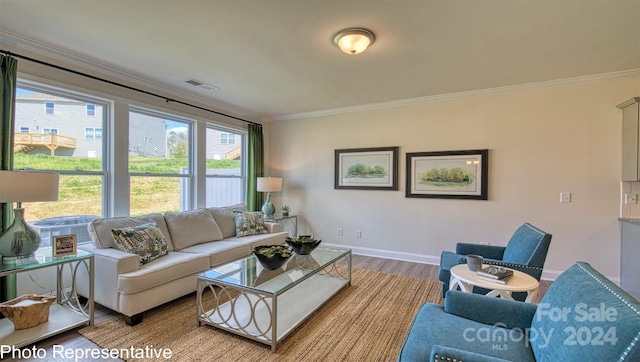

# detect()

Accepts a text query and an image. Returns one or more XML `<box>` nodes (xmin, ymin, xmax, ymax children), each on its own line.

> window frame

<box><xmin>128</xmin><ymin>106</ymin><xmax>195</xmax><ymax>212</ymax></box>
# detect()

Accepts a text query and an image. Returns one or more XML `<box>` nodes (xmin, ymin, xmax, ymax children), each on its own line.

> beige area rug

<box><xmin>79</xmin><ymin>269</ymin><xmax>443</xmax><ymax>361</ymax></box>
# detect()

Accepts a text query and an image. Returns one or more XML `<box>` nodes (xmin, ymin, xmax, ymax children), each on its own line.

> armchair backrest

<box><xmin>531</xmin><ymin>262</ymin><xmax>639</xmax><ymax>361</ymax></box>
<box><xmin>502</xmin><ymin>223</ymin><xmax>551</xmax><ymax>268</ymax></box>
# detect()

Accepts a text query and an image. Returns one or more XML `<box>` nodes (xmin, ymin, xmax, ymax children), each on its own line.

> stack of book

<box><xmin>476</xmin><ymin>266</ymin><xmax>513</xmax><ymax>284</ymax></box>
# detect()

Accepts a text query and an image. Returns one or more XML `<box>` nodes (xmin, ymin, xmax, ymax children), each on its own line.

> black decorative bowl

<box><xmin>252</xmin><ymin>245</ymin><xmax>292</xmax><ymax>270</ymax></box>
<box><xmin>285</xmin><ymin>235</ymin><xmax>322</xmax><ymax>255</ymax></box>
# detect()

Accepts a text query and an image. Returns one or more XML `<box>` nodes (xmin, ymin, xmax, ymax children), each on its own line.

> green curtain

<box><xmin>0</xmin><ymin>55</ymin><xmax>17</xmax><ymax>301</ymax></box>
<box><xmin>246</xmin><ymin>123</ymin><xmax>264</xmax><ymax>211</ymax></box>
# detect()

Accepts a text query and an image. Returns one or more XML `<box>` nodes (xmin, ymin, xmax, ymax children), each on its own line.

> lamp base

<box><xmin>0</xmin><ymin>208</ymin><xmax>42</xmax><ymax>258</ymax></box>
<box><xmin>261</xmin><ymin>193</ymin><xmax>276</xmax><ymax>217</ymax></box>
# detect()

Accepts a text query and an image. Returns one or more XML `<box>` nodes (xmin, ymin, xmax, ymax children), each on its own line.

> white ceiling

<box><xmin>1</xmin><ymin>0</ymin><xmax>639</xmax><ymax>121</ymax></box>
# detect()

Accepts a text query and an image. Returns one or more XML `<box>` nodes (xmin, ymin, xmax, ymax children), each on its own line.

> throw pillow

<box><xmin>111</xmin><ymin>222</ymin><xmax>169</xmax><ymax>265</ymax></box>
<box><xmin>164</xmin><ymin>208</ymin><xmax>224</xmax><ymax>250</ymax></box>
<box><xmin>234</xmin><ymin>211</ymin><xmax>269</xmax><ymax>237</ymax></box>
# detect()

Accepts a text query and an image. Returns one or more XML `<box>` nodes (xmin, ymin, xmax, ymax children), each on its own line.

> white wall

<box><xmin>268</xmin><ymin>76</ymin><xmax>640</xmax><ymax>280</ymax></box>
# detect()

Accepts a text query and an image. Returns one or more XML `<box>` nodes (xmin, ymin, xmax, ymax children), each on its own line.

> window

<box><xmin>129</xmin><ymin>108</ymin><xmax>192</xmax><ymax>215</ymax></box>
<box><xmin>85</xmin><ymin>127</ymin><xmax>102</xmax><ymax>140</ymax></box>
<box><xmin>206</xmin><ymin>127</ymin><xmax>244</xmax><ymax>207</ymax></box>
<box><xmin>45</xmin><ymin>102</ymin><xmax>55</xmax><ymax>115</ymax></box>
<box><xmin>220</xmin><ymin>133</ymin><xmax>236</xmax><ymax>145</ymax></box>
<box><xmin>14</xmin><ymin>84</ymin><xmax>107</xmax><ymax>247</ymax></box>
<box><xmin>86</xmin><ymin>104</ymin><xmax>96</xmax><ymax>116</ymax></box>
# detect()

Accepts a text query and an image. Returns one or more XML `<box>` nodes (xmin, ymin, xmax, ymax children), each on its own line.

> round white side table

<box><xmin>449</xmin><ymin>264</ymin><xmax>540</xmax><ymax>303</ymax></box>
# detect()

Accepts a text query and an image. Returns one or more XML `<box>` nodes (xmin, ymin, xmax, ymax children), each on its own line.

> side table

<box><xmin>265</xmin><ymin>214</ymin><xmax>297</xmax><ymax>238</ymax></box>
<box><xmin>0</xmin><ymin>249</ymin><xmax>94</xmax><ymax>348</ymax></box>
<box><xmin>449</xmin><ymin>264</ymin><xmax>539</xmax><ymax>303</ymax></box>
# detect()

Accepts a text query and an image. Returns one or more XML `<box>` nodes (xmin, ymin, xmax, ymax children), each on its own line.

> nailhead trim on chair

<box><xmin>576</xmin><ymin>263</ymin><xmax>640</xmax><ymax>362</ymax></box>
<box><xmin>433</xmin><ymin>355</ymin><xmax>461</xmax><ymax>362</ymax></box>
<box><xmin>483</xmin><ymin>261</ymin><xmax>542</xmax><ymax>271</ymax></box>
<box><xmin>523</xmin><ymin>223</ymin><xmax>546</xmax><ymax>265</ymax></box>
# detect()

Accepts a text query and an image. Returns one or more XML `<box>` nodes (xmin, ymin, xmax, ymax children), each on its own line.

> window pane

<box><xmin>15</xmin><ymin>88</ymin><xmax>105</xmax><ymax>169</ymax></box>
<box><xmin>22</xmin><ymin>174</ymin><xmax>103</xmax><ymax>246</ymax></box>
<box><xmin>205</xmin><ymin>127</ymin><xmax>243</xmax><ymax>207</ymax></box>
<box><xmin>129</xmin><ymin>111</ymin><xmax>190</xmax><ymax>171</ymax></box>
<box><xmin>86</xmin><ymin>103</ymin><xmax>96</xmax><ymax>116</ymax></box>
<box><xmin>45</xmin><ymin>102</ymin><xmax>54</xmax><ymax>114</ymax></box>
<box><xmin>130</xmin><ymin>176</ymin><xmax>184</xmax><ymax>216</ymax></box>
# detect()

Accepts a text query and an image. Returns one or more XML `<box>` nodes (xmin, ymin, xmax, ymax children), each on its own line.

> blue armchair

<box><xmin>438</xmin><ymin>223</ymin><xmax>552</xmax><ymax>301</ymax></box>
<box><xmin>399</xmin><ymin>262</ymin><xmax>640</xmax><ymax>361</ymax></box>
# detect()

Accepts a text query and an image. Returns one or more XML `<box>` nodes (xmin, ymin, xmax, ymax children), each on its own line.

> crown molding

<box><xmin>0</xmin><ymin>31</ymin><xmax>263</xmax><ymax>122</ymax></box>
<box><xmin>270</xmin><ymin>69</ymin><xmax>640</xmax><ymax>122</ymax></box>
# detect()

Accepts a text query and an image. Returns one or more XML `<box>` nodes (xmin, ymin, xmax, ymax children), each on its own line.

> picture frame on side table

<box><xmin>406</xmin><ymin>149</ymin><xmax>488</xmax><ymax>200</ymax></box>
<box><xmin>335</xmin><ymin>146</ymin><xmax>399</xmax><ymax>190</ymax></box>
<box><xmin>52</xmin><ymin>234</ymin><xmax>77</xmax><ymax>257</ymax></box>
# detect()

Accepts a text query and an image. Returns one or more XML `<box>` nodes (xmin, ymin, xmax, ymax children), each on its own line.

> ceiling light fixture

<box><xmin>333</xmin><ymin>28</ymin><xmax>375</xmax><ymax>55</ymax></box>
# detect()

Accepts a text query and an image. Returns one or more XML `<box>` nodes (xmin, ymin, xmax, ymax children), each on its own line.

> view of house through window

<box><xmin>10</xmin><ymin>82</ymin><xmax>248</xmax><ymax>245</ymax></box>
<box><xmin>129</xmin><ymin>109</ymin><xmax>192</xmax><ymax>216</ymax></box>
<box><xmin>205</xmin><ymin>126</ymin><xmax>244</xmax><ymax>207</ymax></box>
<box><xmin>13</xmin><ymin>85</ymin><xmax>106</xmax><ymax>246</ymax></box>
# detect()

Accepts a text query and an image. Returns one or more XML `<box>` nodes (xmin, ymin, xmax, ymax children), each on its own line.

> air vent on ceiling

<box><xmin>185</xmin><ymin>79</ymin><xmax>219</xmax><ymax>92</ymax></box>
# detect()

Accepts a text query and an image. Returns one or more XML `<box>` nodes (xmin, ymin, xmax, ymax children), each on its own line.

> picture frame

<box><xmin>406</xmin><ymin>149</ymin><xmax>488</xmax><ymax>200</ymax></box>
<box><xmin>52</xmin><ymin>234</ymin><xmax>77</xmax><ymax>257</ymax></box>
<box><xmin>335</xmin><ymin>146</ymin><xmax>399</xmax><ymax>190</ymax></box>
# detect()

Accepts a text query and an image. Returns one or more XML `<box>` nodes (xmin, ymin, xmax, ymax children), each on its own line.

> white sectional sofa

<box><xmin>77</xmin><ymin>204</ymin><xmax>287</xmax><ymax>325</ymax></box>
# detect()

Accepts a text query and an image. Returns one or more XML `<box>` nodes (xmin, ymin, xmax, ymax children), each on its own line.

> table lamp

<box><xmin>0</xmin><ymin>170</ymin><xmax>59</xmax><ymax>261</ymax></box>
<box><xmin>256</xmin><ymin>177</ymin><xmax>282</xmax><ymax>218</ymax></box>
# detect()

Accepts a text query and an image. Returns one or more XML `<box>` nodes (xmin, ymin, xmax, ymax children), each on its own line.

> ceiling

<box><xmin>1</xmin><ymin>0</ymin><xmax>639</xmax><ymax>121</ymax></box>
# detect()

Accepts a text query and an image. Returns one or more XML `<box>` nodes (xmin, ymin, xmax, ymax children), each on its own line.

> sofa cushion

<box><xmin>234</xmin><ymin>211</ymin><xmax>268</xmax><ymax>237</ymax></box>
<box><xmin>531</xmin><ymin>262</ymin><xmax>640</xmax><ymax>361</ymax></box>
<box><xmin>117</xmin><ymin>251</ymin><xmax>209</xmax><ymax>295</ymax></box>
<box><xmin>208</xmin><ymin>203</ymin><xmax>248</xmax><ymax>238</ymax></box>
<box><xmin>111</xmin><ymin>222</ymin><xmax>169</xmax><ymax>265</ymax></box>
<box><xmin>88</xmin><ymin>214</ymin><xmax>174</xmax><ymax>251</ymax></box>
<box><xmin>180</xmin><ymin>231</ymin><xmax>288</xmax><ymax>266</ymax></box>
<box><xmin>165</xmin><ymin>208</ymin><xmax>223</xmax><ymax>250</ymax></box>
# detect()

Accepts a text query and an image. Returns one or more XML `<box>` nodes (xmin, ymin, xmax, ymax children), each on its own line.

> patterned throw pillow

<box><xmin>233</xmin><ymin>211</ymin><xmax>269</xmax><ymax>237</ymax></box>
<box><xmin>111</xmin><ymin>222</ymin><xmax>169</xmax><ymax>265</ymax></box>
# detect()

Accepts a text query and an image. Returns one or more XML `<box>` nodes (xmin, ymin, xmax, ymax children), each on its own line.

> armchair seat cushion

<box><xmin>399</xmin><ymin>303</ymin><xmax>536</xmax><ymax>362</ymax></box>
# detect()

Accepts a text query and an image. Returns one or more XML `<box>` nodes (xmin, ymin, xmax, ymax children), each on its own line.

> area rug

<box><xmin>78</xmin><ymin>269</ymin><xmax>443</xmax><ymax>361</ymax></box>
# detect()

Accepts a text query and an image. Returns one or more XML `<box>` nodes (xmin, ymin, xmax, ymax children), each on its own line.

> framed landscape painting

<box><xmin>406</xmin><ymin>149</ymin><xmax>488</xmax><ymax>199</ymax></box>
<box><xmin>335</xmin><ymin>147</ymin><xmax>399</xmax><ymax>190</ymax></box>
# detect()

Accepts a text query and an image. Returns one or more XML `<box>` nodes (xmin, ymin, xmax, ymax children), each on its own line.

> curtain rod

<box><xmin>0</xmin><ymin>49</ymin><xmax>261</xmax><ymax>127</ymax></box>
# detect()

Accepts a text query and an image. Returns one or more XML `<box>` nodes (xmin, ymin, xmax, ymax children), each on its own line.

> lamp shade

<box><xmin>333</xmin><ymin>28</ymin><xmax>375</xmax><ymax>55</ymax></box>
<box><xmin>257</xmin><ymin>177</ymin><xmax>282</xmax><ymax>193</ymax></box>
<box><xmin>0</xmin><ymin>171</ymin><xmax>59</xmax><ymax>202</ymax></box>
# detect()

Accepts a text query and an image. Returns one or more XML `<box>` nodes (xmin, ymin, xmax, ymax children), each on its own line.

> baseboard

<box><xmin>324</xmin><ymin>243</ymin><xmax>622</xmax><ymax>283</ymax></box>
<box><xmin>324</xmin><ymin>243</ymin><xmax>441</xmax><ymax>267</ymax></box>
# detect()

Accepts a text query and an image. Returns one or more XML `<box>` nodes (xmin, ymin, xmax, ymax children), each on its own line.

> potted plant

<box><xmin>285</xmin><ymin>235</ymin><xmax>322</xmax><ymax>255</ymax></box>
<box><xmin>281</xmin><ymin>205</ymin><xmax>291</xmax><ymax>216</ymax></box>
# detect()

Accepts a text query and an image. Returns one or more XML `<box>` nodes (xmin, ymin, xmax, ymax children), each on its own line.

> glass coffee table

<box><xmin>196</xmin><ymin>246</ymin><xmax>351</xmax><ymax>352</ymax></box>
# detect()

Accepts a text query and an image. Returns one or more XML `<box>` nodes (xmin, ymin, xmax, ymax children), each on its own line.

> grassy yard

<box><xmin>14</xmin><ymin>154</ymin><xmax>240</xmax><ymax>220</ymax></box>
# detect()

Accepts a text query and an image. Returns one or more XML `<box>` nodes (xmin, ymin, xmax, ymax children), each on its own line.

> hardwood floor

<box><xmin>3</xmin><ymin>255</ymin><xmax>551</xmax><ymax>362</ymax></box>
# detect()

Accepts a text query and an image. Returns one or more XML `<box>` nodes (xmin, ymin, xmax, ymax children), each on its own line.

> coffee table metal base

<box><xmin>197</xmin><ymin>252</ymin><xmax>351</xmax><ymax>352</ymax></box>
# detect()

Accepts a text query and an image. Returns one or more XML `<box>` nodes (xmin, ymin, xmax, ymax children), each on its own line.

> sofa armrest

<box><xmin>456</xmin><ymin>243</ymin><xmax>506</xmax><ymax>260</ymax></box>
<box><xmin>265</xmin><ymin>221</ymin><xmax>282</xmax><ymax>233</ymax></box>
<box><xmin>430</xmin><ymin>345</ymin><xmax>512</xmax><ymax>362</ymax></box>
<box><xmin>76</xmin><ymin>244</ymin><xmax>140</xmax><ymax>312</ymax></box>
<box><xmin>444</xmin><ymin>290</ymin><xmax>537</xmax><ymax>330</ymax></box>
